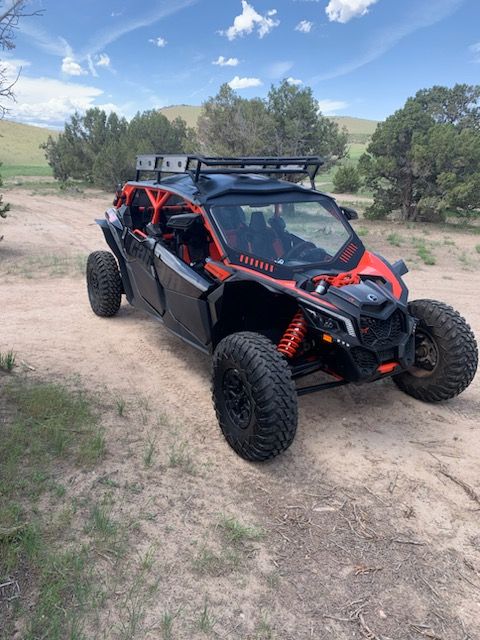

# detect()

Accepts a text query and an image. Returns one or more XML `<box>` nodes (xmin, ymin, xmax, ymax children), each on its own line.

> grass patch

<box><xmin>0</xmin><ymin>379</ymin><xmax>105</xmax><ymax>638</ymax></box>
<box><xmin>458</xmin><ymin>252</ymin><xmax>471</xmax><ymax>267</ymax></box>
<box><xmin>167</xmin><ymin>441</ymin><xmax>196</xmax><ymax>475</ymax></box>
<box><xmin>0</xmin><ymin>349</ymin><xmax>16</xmax><ymax>372</ymax></box>
<box><xmin>143</xmin><ymin>435</ymin><xmax>156</xmax><ymax>468</ymax></box>
<box><xmin>198</xmin><ymin>600</ymin><xmax>216</xmax><ymax>633</ymax></box>
<box><xmin>476</xmin><ymin>244</ymin><xmax>480</xmax><ymax>254</ymax></box>
<box><xmin>414</xmin><ymin>239</ymin><xmax>436</xmax><ymax>265</ymax></box>
<box><xmin>84</xmin><ymin>501</ymin><xmax>125</xmax><ymax>559</ymax></box>
<box><xmin>161</xmin><ymin>610</ymin><xmax>178</xmax><ymax>640</ymax></box>
<box><xmin>255</xmin><ymin>614</ymin><xmax>274</xmax><ymax>639</ymax></box>
<box><xmin>0</xmin><ymin>164</ymin><xmax>53</xmax><ymax>178</ymax></box>
<box><xmin>387</xmin><ymin>232</ymin><xmax>402</xmax><ymax>247</ymax></box>
<box><xmin>116</xmin><ymin>398</ymin><xmax>126</xmax><ymax>417</ymax></box>
<box><xmin>2</xmin><ymin>253</ymin><xmax>87</xmax><ymax>279</ymax></box>
<box><xmin>218</xmin><ymin>515</ymin><xmax>264</xmax><ymax>545</ymax></box>
<box><xmin>2</xmin><ymin>382</ymin><xmax>104</xmax><ymax>465</ymax></box>
<box><xmin>356</xmin><ymin>226</ymin><xmax>369</xmax><ymax>236</ymax></box>
<box><xmin>192</xmin><ymin>545</ymin><xmax>241</xmax><ymax>576</ymax></box>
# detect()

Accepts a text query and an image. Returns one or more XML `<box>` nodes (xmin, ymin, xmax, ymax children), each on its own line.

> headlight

<box><xmin>304</xmin><ymin>306</ymin><xmax>357</xmax><ymax>338</ymax></box>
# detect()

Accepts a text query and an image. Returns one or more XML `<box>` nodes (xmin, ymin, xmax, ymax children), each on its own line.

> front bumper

<box><xmin>299</xmin><ymin>303</ymin><xmax>416</xmax><ymax>383</ymax></box>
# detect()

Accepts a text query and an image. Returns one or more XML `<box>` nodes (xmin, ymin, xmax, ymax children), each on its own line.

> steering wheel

<box><xmin>283</xmin><ymin>240</ymin><xmax>317</xmax><ymax>261</ymax></box>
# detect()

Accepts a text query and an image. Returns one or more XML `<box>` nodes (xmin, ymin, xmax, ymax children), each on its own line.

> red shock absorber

<box><xmin>278</xmin><ymin>310</ymin><xmax>308</xmax><ymax>358</ymax></box>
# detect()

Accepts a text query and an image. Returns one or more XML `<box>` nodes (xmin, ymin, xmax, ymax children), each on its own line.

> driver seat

<box><xmin>269</xmin><ymin>215</ymin><xmax>292</xmax><ymax>254</ymax></box>
<box><xmin>248</xmin><ymin>211</ymin><xmax>276</xmax><ymax>259</ymax></box>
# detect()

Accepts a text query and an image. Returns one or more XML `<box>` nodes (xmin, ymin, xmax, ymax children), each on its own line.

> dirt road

<box><xmin>1</xmin><ymin>188</ymin><xmax>480</xmax><ymax>639</ymax></box>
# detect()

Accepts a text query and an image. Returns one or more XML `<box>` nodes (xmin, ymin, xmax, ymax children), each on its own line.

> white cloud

<box><xmin>268</xmin><ymin>61</ymin><xmax>293</xmax><ymax>79</ymax></box>
<box><xmin>317</xmin><ymin>99</ymin><xmax>348</xmax><ymax>114</ymax></box>
<box><xmin>2</xmin><ymin>59</ymin><xmax>123</xmax><ymax>127</ymax></box>
<box><xmin>228</xmin><ymin>75</ymin><xmax>263</xmax><ymax>89</ymax></box>
<box><xmin>87</xmin><ymin>53</ymin><xmax>111</xmax><ymax>76</ymax></box>
<box><xmin>313</xmin><ymin>0</ymin><xmax>464</xmax><ymax>81</ymax></box>
<box><xmin>61</xmin><ymin>56</ymin><xmax>87</xmax><ymax>76</ymax></box>
<box><xmin>0</xmin><ymin>58</ymin><xmax>31</xmax><ymax>76</ymax></box>
<box><xmin>18</xmin><ymin>24</ymin><xmax>71</xmax><ymax>57</ymax></box>
<box><xmin>149</xmin><ymin>36</ymin><xmax>167</xmax><ymax>47</ymax></box>
<box><xmin>295</xmin><ymin>20</ymin><xmax>313</xmax><ymax>33</ymax></box>
<box><xmin>96</xmin><ymin>53</ymin><xmax>111</xmax><ymax>67</ymax></box>
<box><xmin>470</xmin><ymin>42</ymin><xmax>480</xmax><ymax>62</ymax></box>
<box><xmin>80</xmin><ymin>0</ymin><xmax>197</xmax><ymax>57</ymax></box>
<box><xmin>20</xmin><ymin>0</ymin><xmax>198</xmax><ymax>62</ymax></box>
<box><xmin>287</xmin><ymin>77</ymin><xmax>303</xmax><ymax>86</ymax></box>
<box><xmin>221</xmin><ymin>1</ymin><xmax>280</xmax><ymax>40</ymax></box>
<box><xmin>213</xmin><ymin>55</ymin><xmax>240</xmax><ymax>66</ymax></box>
<box><xmin>326</xmin><ymin>0</ymin><xmax>378</xmax><ymax>23</ymax></box>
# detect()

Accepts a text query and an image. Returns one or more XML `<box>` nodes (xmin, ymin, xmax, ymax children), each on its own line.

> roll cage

<box><xmin>117</xmin><ymin>155</ymin><xmax>364</xmax><ymax>280</ymax></box>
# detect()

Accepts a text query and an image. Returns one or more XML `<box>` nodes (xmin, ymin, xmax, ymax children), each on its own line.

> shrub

<box><xmin>333</xmin><ymin>164</ymin><xmax>361</xmax><ymax>194</ymax></box>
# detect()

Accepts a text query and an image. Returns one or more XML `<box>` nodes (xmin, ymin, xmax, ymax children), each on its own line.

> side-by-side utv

<box><xmin>87</xmin><ymin>155</ymin><xmax>478</xmax><ymax>460</ymax></box>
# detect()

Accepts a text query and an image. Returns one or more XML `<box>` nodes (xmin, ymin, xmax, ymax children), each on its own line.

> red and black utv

<box><xmin>87</xmin><ymin>155</ymin><xmax>478</xmax><ymax>460</ymax></box>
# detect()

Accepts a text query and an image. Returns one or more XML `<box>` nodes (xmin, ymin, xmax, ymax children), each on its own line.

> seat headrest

<box><xmin>214</xmin><ymin>206</ymin><xmax>246</xmax><ymax>230</ymax></box>
<box><xmin>249</xmin><ymin>211</ymin><xmax>268</xmax><ymax>232</ymax></box>
<box><xmin>269</xmin><ymin>215</ymin><xmax>286</xmax><ymax>232</ymax></box>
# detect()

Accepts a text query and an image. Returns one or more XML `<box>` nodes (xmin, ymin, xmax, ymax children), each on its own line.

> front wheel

<box><xmin>393</xmin><ymin>299</ymin><xmax>477</xmax><ymax>402</ymax></box>
<box><xmin>212</xmin><ymin>332</ymin><xmax>298</xmax><ymax>461</ymax></box>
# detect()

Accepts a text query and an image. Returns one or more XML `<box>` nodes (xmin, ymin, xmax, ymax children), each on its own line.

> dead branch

<box><xmin>357</xmin><ymin>611</ymin><xmax>382</xmax><ymax>640</ymax></box>
<box><xmin>0</xmin><ymin>523</ymin><xmax>27</xmax><ymax>539</ymax></box>
<box><xmin>0</xmin><ymin>579</ymin><xmax>20</xmax><ymax>602</ymax></box>
<box><xmin>420</xmin><ymin>576</ymin><xmax>441</xmax><ymax>599</ymax></box>
<box><xmin>354</xmin><ymin>564</ymin><xmax>383</xmax><ymax>576</ymax></box>
<box><xmin>0</xmin><ymin>0</ymin><xmax>43</xmax><ymax>115</ymax></box>
<box><xmin>388</xmin><ymin>472</ymin><xmax>398</xmax><ymax>494</ymax></box>
<box><xmin>391</xmin><ymin>537</ymin><xmax>426</xmax><ymax>546</ymax></box>
<box><xmin>438</xmin><ymin>467</ymin><xmax>480</xmax><ymax>507</ymax></box>
<box><xmin>410</xmin><ymin>623</ymin><xmax>445</xmax><ymax>639</ymax></box>
<box><xmin>0</xmin><ymin>1</ymin><xmax>43</xmax><ymax>50</ymax></box>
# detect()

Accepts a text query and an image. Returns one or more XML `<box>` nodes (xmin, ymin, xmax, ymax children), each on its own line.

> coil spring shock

<box><xmin>278</xmin><ymin>310</ymin><xmax>308</xmax><ymax>358</ymax></box>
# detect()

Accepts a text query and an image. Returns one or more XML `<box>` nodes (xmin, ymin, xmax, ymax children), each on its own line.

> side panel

<box><xmin>153</xmin><ymin>243</ymin><xmax>214</xmax><ymax>349</ymax></box>
<box><xmin>123</xmin><ymin>232</ymin><xmax>166</xmax><ymax>314</ymax></box>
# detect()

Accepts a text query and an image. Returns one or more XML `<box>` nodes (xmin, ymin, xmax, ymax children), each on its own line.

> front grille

<box><xmin>359</xmin><ymin>310</ymin><xmax>403</xmax><ymax>347</ymax></box>
<box><xmin>351</xmin><ymin>347</ymin><xmax>377</xmax><ymax>375</ymax></box>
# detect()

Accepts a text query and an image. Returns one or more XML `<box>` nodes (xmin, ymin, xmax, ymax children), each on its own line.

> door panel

<box><xmin>153</xmin><ymin>242</ymin><xmax>213</xmax><ymax>348</ymax></box>
<box><xmin>124</xmin><ymin>232</ymin><xmax>166</xmax><ymax>314</ymax></box>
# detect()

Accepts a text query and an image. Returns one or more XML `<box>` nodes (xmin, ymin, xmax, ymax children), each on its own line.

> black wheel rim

<box><xmin>410</xmin><ymin>328</ymin><xmax>439</xmax><ymax>378</ymax></box>
<box><xmin>222</xmin><ymin>368</ymin><xmax>253</xmax><ymax>429</ymax></box>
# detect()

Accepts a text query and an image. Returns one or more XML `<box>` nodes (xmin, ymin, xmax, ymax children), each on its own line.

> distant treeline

<box><xmin>42</xmin><ymin>82</ymin><xmax>480</xmax><ymax>222</ymax></box>
<box><xmin>42</xmin><ymin>80</ymin><xmax>348</xmax><ymax>190</ymax></box>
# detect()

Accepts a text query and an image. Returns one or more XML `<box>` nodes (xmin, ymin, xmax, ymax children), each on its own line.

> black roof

<box><xmin>127</xmin><ymin>172</ymin><xmax>333</xmax><ymax>206</ymax></box>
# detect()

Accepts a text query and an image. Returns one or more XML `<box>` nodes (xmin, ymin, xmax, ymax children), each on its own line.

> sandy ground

<box><xmin>1</xmin><ymin>188</ymin><xmax>480</xmax><ymax>639</ymax></box>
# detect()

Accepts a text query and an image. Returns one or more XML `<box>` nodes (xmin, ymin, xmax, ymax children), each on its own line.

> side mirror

<box><xmin>341</xmin><ymin>206</ymin><xmax>358</xmax><ymax>221</ymax></box>
<box><xmin>392</xmin><ymin>259</ymin><xmax>409</xmax><ymax>276</ymax></box>
<box><xmin>166</xmin><ymin>213</ymin><xmax>200</xmax><ymax>232</ymax></box>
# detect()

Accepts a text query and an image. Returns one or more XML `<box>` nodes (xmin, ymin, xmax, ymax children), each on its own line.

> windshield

<box><xmin>210</xmin><ymin>196</ymin><xmax>352</xmax><ymax>267</ymax></box>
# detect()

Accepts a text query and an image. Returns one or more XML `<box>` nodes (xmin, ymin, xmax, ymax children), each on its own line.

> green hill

<box><xmin>0</xmin><ymin>120</ymin><xmax>57</xmax><ymax>176</ymax></box>
<box><xmin>159</xmin><ymin>105</ymin><xmax>379</xmax><ymax>142</ymax></box>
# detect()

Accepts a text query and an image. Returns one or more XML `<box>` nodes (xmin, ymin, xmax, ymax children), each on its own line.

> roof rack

<box><xmin>135</xmin><ymin>154</ymin><xmax>324</xmax><ymax>188</ymax></box>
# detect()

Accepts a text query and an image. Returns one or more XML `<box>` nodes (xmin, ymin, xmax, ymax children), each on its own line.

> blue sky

<box><xmin>2</xmin><ymin>0</ymin><xmax>480</xmax><ymax>128</ymax></box>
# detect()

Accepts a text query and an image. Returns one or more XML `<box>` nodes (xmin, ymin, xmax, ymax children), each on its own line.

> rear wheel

<box><xmin>212</xmin><ymin>332</ymin><xmax>298</xmax><ymax>461</ymax></box>
<box><xmin>86</xmin><ymin>251</ymin><xmax>122</xmax><ymax>317</ymax></box>
<box><xmin>393</xmin><ymin>299</ymin><xmax>477</xmax><ymax>402</ymax></box>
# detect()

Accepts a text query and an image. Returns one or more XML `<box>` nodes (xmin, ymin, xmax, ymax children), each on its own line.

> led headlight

<box><xmin>304</xmin><ymin>306</ymin><xmax>357</xmax><ymax>338</ymax></box>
